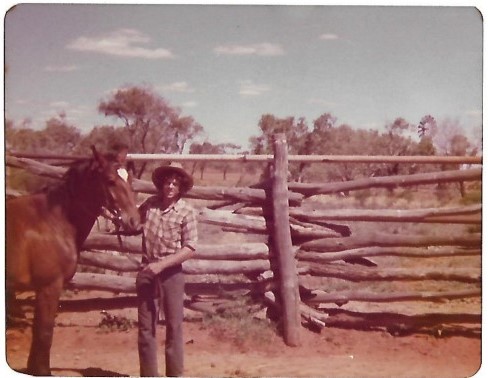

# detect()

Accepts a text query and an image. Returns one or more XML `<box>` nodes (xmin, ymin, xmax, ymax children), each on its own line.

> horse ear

<box><xmin>91</xmin><ymin>145</ymin><xmax>108</xmax><ymax>169</ymax></box>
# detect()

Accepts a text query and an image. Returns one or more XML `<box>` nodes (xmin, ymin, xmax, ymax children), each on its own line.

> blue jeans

<box><xmin>136</xmin><ymin>264</ymin><xmax>185</xmax><ymax>377</ymax></box>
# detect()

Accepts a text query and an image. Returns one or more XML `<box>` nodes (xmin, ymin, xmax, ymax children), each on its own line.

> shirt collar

<box><xmin>156</xmin><ymin>197</ymin><xmax>185</xmax><ymax>213</ymax></box>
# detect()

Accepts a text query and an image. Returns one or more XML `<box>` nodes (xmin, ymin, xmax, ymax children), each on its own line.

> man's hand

<box><xmin>141</xmin><ymin>260</ymin><xmax>167</xmax><ymax>276</ymax></box>
<box><xmin>140</xmin><ymin>247</ymin><xmax>194</xmax><ymax>276</ymax></box>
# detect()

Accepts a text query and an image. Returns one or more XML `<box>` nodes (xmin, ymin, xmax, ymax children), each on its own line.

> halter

<box><xmin>98</xmin><ymin>167</ymin><xmax>129</xmax><ymax>230</ymax></box>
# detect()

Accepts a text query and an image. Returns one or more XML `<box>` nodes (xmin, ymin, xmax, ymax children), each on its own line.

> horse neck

<box><xmin>71</xmin><ymin>203</ymin><xmax>100</xmax><ymax>249</ymax></box>
<box><xmin>50</xmin><ymin>179</ymin><xmax>103</xmax><ymax>249</ymax></box>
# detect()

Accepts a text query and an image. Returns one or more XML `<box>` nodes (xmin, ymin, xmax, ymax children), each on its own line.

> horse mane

<box><xmin>44</xmin><ymin>157</ymin><xmax>103</xmax><ymax>205</ymax></box>
<box><xmin>29</xmin><ymin>153</ymin><xmax>116</xmax><ymax>210</ymax></box>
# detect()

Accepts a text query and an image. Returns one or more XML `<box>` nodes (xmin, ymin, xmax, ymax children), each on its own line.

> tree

<box><xmin>430</xmin><ymin>118</ymin><xmax>474</xmax><ymax>157</ymax></box>
<box><xmin>6</xmin><ymin>113</ymin><xmax>81</xmax><ymax>156</ymax></box>
<box><xmin>249</xmin><ymin>114</ymin><xmax>310</xmax><ymax>155</ymax></box>
<box><xmin>249</xmin><ymin>114</ymin><xmax>311</xmax><ymax>181</ymax></box>
<box><xmin>189</xmin><ymin>142</ymin><xmax>241</xmax><ymax>180</ymax></box>
<box><xmin>371</xmin><ymin>118</ymin><xmax>418</xmax><ymax>177</ymax></box>
<box><xmin>40</xmin><ymin>113</ymin><xmax>82</xmax><ymax>155</ymax></box>
<box><xmin>75</xmin><ymin>125</ymin><xmax>129</xmax><ymax>155</ymax></box>
<box><xmin>98</xmin><ymin>85</ymin><xmax>204</xmax><ymax>178</ymax></box>
<box><xmin>6</xmin><ymin>114</ymin><xmax>82</xmax><ymax>192</ymax></box>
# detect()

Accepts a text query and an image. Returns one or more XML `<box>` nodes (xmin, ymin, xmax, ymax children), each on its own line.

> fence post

<box><xmin>271</xmin><ymin>133</ymin><xmax>301</xmax><ymax>346</ymax></box>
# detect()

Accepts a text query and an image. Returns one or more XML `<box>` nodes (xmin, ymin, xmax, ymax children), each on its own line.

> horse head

<box><xmin>89</xmin><ymin>145</ymin><xmax>141</xmax><ymax>232</ymax></box>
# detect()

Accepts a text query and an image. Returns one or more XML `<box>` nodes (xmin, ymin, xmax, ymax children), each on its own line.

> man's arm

<box><xmin>142</xmin><ymin>246</ymin><xmax>196</xmax><ymax>275</ymax></box>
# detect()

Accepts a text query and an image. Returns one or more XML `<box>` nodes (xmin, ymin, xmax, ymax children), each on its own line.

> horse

<box><xmin>6</xmin><ymin>146</ymin><xmax>141</xmax><ymax>376</ymax></box>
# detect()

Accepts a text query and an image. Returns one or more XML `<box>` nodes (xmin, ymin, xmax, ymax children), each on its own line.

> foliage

<box><xmin>248</xmin><ymin>112</ymin><xmax>479</xmax><ymax>184</ymax></box>
<box><xmin>189</xmin><ymin>141</ymin><xmax>242</xmax><ymax>180</ymax></box>
<box><xmin>249</xmin><ymin>114</ymin><xmax>310</xmax><ymax>155</ymax></box>
<box><xmin>202</xmin><ymin>297</ymin><xmax>277</xmax><ymax>351</ymax></box>
<box><xmin>6</xmin><ymin>91</ymin><xmax>480</xmax><ymax>193</ymax></box>
<box><xmin>97</xmin><ymin>310</ymin><xmax>136</xmax><ymax>332</ymax></box>
<box><xmin>6</xmin><ymin>113</ymin><xmax>81</xmax><ymax>155</ymax></box>
<box><xmin>98</xmin><ymin>85</ymin><xmax>204</xmax><ymax>178</ymax></box>
<box><xmin>74</xmin><ymin>125</ymin><xmax>130</xmax><ymax>155</ymax></box>
<box><xmin>6</xmin><ymin>114</ymin><xmax>82</xmax><ymax>191</ymax></box>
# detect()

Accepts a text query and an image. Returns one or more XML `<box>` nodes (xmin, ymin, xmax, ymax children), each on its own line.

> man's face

<box><xmin>161</xmin><ymin>174</ymin><xmax>182</xmax><ymax>200</ymax></box>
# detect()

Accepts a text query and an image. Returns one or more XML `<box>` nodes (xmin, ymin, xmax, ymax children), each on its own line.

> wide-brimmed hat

<box><xmin>151</xmin><ymin>162</ymin><xmax>194</xmax><ymax>193</ymax></box>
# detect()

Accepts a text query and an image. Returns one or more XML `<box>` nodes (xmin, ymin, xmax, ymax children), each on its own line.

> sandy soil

<box><xmin>4</xmin><ymin>295</ymin><xmax>482</xmax><ymax>378</ymax></box>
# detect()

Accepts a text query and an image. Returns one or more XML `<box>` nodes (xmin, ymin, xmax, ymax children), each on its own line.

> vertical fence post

<box><xmin>272</xmin><ymin>133</ymin><xmax>301</xmax><ymax>346</ymax></box>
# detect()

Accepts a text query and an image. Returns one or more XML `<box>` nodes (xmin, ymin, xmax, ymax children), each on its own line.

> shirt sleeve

<box><xmin>181</xmin><ymin>207</ymin><xmax>198</xmax><ymax>251</ymax></box>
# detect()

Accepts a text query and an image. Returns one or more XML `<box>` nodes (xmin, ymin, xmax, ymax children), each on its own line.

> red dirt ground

<box><xmin>4</xmin><ymin>296</ymin><xmax>482</xmax><ymax>378</ymax></box>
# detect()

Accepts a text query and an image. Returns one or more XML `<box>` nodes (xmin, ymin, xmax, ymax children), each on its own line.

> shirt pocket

<box><xmin>159</xmin><ymin>222</ymin><xmax>181</xmax><ymax>249</ymax></box>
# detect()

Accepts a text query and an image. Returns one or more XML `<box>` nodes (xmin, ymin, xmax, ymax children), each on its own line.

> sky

<box><xmin>3</xmin><ymin>2</ymin><xmax>484</xmax><ymax>149</ymax></box>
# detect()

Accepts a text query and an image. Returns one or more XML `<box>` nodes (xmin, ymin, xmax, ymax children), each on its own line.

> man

<box><xmin>136</xmin><ymin>162</ymin><xmax>198</xmax><ymax>377</ymax></box>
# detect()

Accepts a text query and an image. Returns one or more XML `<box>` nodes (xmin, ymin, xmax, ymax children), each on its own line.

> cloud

<box><xmin>239</xmin><ymin>80</ymin><xmax>271</xmax><ymax>97</ymax></box>
<box><xmin>308</xmin><ymin>98</ymin><xmax>337</xmax><ymax>107</ymax></box>
<box><xmin>44</xmin><ymin>65</ymin><xmax>79</xmax><ymax>72</ymax></box>
<box><xmin>158</xmin><ymin>81</ymin><xmax>195</xmax><ymax>93</ymax></box>
<box><xmin>319</xmin><ymin>33</ymin><xmax>339</xmax><ymax>41</ymax></box>
<box><xmin>67</xmin><ymin>28</ymin><xmax>175</xmax><ymax>59</ymax></box>
<box><xmin>214</xmin><ymin>43</ymin><xmax>284</xmax><ymax>56</ymax></box>
<box><xmin>465</xmin><ymin>109</ymin><xmax>482</xmax><ymax>118</ymax></box>
<box><xmin>181</xmin><ymin>101</ymin><xmax>198</xmax><ymax>108</ymax></box>
<box><xmin>49</xmin><ymin>101</ymin><xmax>70</xmax><ymax>108</ymax></box>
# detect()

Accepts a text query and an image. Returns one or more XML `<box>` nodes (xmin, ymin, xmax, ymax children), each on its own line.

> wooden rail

<box><xmin>8</xmin><ymin>151</ymin><xmax>483</xmax><ymax>164</ymax></box>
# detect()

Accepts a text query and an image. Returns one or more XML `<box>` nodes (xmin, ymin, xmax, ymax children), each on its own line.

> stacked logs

<box><xmin>7</xmin><ymin>154</ymin><xmax>482</xmax><ymax>337</ymax></box>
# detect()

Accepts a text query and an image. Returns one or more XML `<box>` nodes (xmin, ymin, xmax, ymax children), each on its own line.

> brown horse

<box><xmin>6</xmin><ymin>147</ymin><xmax>141</xmax><ymax>375</ymax></box>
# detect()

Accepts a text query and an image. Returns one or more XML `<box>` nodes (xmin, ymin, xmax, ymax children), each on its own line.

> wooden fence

<box><xmin>7</xmin><ymin>135</ymin><xmax>482</xmax><ymax>345</ymax></box>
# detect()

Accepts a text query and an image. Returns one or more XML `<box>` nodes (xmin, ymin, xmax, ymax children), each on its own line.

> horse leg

<box><xmin>27</xmin><ymin>278</ymin><xmax>63</xmax><ymax>376</ymax></box>
<box><xmin>6</xmin><ymin>289</ymin><xmax>26</xmax><ymax>326</ymax></box>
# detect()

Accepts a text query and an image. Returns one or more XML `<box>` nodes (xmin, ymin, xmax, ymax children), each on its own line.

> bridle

<box><xmin>98</xmin><ymin>167</ymin><xmax>128</xmax><ymax>231</ymax></box>
<box><xmin>97</xmin><ymin>166</ymin><xmax>140</xmax><ymax>253</ymax></box>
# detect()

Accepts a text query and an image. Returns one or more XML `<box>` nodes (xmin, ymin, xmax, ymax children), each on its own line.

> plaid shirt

<box><xmin>139</xmin><ymin>196</ymin><xmax>198</xmax><ymax>261</ymax></box>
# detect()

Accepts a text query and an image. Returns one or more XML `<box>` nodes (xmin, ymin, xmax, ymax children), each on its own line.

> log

<box><xmin>289</xmin><ymin>222</ymin><xmax>343</xmax><ymax>240</ymax></box>
<box><xmin>15</xmin><ymin>294</ymin><xmax>223</xmax><ymax>322</ymax></box>
<box><xmin>263</xmin><ymin>291</ymin><xmax>328</xmax><ymax>331</ymax></box>
<box><xmin>79</xmin><ymin>251</ymin><xmax>270</xmax><ymax>275</ymax></box>
<box><xmin>185</xmin><ymin>298</ymin><xmax>264</xmax><ymax>316</ymax></box>
<box><xmin>288</xmin><ymin>168</ymin><xmax>482</xmax><ymax>197</ymax></box>
<box><xmin>185</xmin><ymin>282</ymin><xmax>265</xmax><ymax>297</ymax></box>
<box><xmin>5</xmin><ymin>155</ymin><xmax>304</xmax><ymax>205</ymax></box>
<box><xmin>199</xmin><ymin>209</ymin><xmax>342</xmax><ymax>239</ymax></box>
<box><xmin>296</xmin><ymin>246</ymin><xmax>481</xmax><ymax>263</ymax></box>
<box><xmin>298</xmin><ymin>262</ymin><xmax>481</xmax><ymax>283</ymax></box>
<box><xmin>303</xmin><ymin>288</ymin><xmax>481</xmax><ymax>305</ymax></box>
<box><xmin>69</xmin><ymin>259</ymin><xmax>270</xmax><ymax>293</ymax></box>
<box><xmin>290</xmin><ymin>204</ymin><xmax>482</xmax><ymax>224</ymax></box>
<box><xmin>198</xmin><ymin>209</ymin><xmax>267</xmax><ymax>233</ymax></box>
<box><xmin>300</xmin><ymin>232</ymin><xmax>482</xmax><ymax>252</ymax></box>
<box><xmin>67</xmin><ymin>273</ymin><xmax>136</xmax><ymax>293</ymax></box>
<box><xmin>9</xmin><ymin>151</ymin><xmax>482</xmax><ymax>165</ymax></box>
<box><xmin>133</xmin><ymin>179</ymin><xmax>303</xmax><ymax>206</ymax></box>
<box><xmin>79</xmin><ymin>251</ymin><xmax>141</xmax><ymax>272</ymax></box>
<box><xmin>6</xmin><ymin>155</ymin><xmax>66</xmax><ymax>179</ymax></box>
<box><xmin>271</xmin><ymin>134</ymin><xmax>301</xmax><ymax>346</ymax></box>
<box><xmin>83</xmin><ymin>233</ymin><xmax>142</xmax><ymax>253</ymax></box>
<box><xmin>84</xmin><ymin>233</ymin><xmax>270</xmax><ymax>260</ymax></box>
<box><xmin>320</xmin><ymin>307</ymin><xmax>481</xmax><ymax>337</ymax></box>
<box><xmin>238</xmin><ymin>207</ymin><xmax>351</xmax><ymax>237</ymax></box>
<box><xmin>183</xmin><ymin>259</ymin><xmax>270</xmax><ymax>275</ymax></box>
<box><xmin>195</xmin><ymin>243</ymin><xmax>270</xmax><ymax>260</ymax></box>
